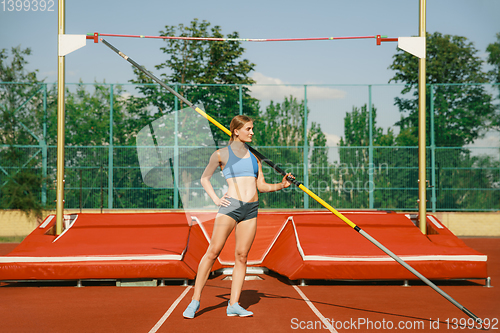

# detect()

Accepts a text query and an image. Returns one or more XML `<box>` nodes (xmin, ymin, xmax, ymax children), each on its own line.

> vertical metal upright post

<box><xmin>55</xmin><ymin>0</ymin><xmax>66</xmax><ymax>235</ymax></box>
<box><xmin>303</xmin><ymin>85</ymin><xmax>309</xmax><ymax>209</ymax></box>
<box><xmin>108</xmin><ymin>84</ymin><xmax>114</xmax><ymax>209</ymax></box>
<box><xmin>368</xmin><ymin>85</ymin><xmax>374</xmax><ymax>208</ymax></box>
<box><xmin>418</xmin><ymin>0</ymin><xmax>427</xmax><ymax>234</ymax></box>
<box><xmin>430</xmin><ymin>85</ymin><xmax>436</xmax><ymax>212</ymax></box>
<box><xmin>173</xmin><ymin>84</ymin><xmax>179</xmax><ymax>209</ymax></box>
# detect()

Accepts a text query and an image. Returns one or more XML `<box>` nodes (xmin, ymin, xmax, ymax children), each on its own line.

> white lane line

<box><xmin>148</xmin><ymin>285</ymin><xmax>192</xmax><ymax>333</ymax></box>
<box><xmin>293</xmin><ymin>285</ymin><xmax>338</xmax><ymax>333</ymax></box>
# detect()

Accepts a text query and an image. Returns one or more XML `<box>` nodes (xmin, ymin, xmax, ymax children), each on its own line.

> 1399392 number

<box><xmin>446</xmin><ymin>317</ymin><xmax>498</xmax><ymax>330</ymax></box>
<box><xmin>2</xmin><ymin>0</ymin><xmax>55</xmax><ymax>11</ymax></box>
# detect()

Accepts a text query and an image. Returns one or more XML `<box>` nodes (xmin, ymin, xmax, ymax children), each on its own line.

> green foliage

<box><xmin>129</xmin><ymin>18</ymin><xmax>259</xmax><ymax>144</ymax></box>
<box><xmin>0</xmin><ymin>147</ymin><xmax>43</xmax><ymax>218</ymax></box>
<box><xmin>43</xmin><ymin>83</ymin><xmax>139</xmax><ymax>210</ymax></box>
<box><xmin>254</xmin><ymin>96</ymin><xmax>306</xmax><ymax>146</ymax></box>
<box><xmin>339</xmin><ymin>104</ymin><xmax>395</xmax><ymax>147</ymax></box>
<box><xmin>336</xmin><ymin>98</ymin><xmax>499</xmax><ymax>210</ymax></box>
<box><xmin>0</xmin><ymin>47</ymin><xmax>45</xmax><ymax>216</ymax></box>
<box><xmin>394</xmin><ymin>126</ymin><xmax>418</xmax><ymax>146</ymax></box>
<box><xmin>389</xmin><ymin>32</ymin><xmax>495</xmax><ymax>147</ymax></box>
<box><xmin>0</xmin><ymin>46</ymin><xmax>44</xmax><ymax>146</ymax></box>
<box><xmin>44</xmin><ymin>82</ymin><xmax>129</xmax><ymax>146</ymax></box>
<box><xmin>253</xmin><ymin>95</ymin><xmax>328</xmax><ymax>208</ymax></box>
<box><xmin>486</xmin><ymin>32</ymin><xmax>500</xmax><ymax>131</ymax></box>
<box><xmin>308</xmin><ymin>122</ymin><xmax>328</xmax><ymax>166</ymax></box>
<box><xmin>390</xmin><ymin>33</ymin><xmax>488</xmax><ymax>86</ymax></box>
<box><xmin>384</xmin><ymin>32</ymin><xmax>499</xmax><ymax>210</ymax></box>
<box><xmin>157</xmin><ymin>19</ymin><xmax>255</xmax><ymax>85</ymax></box>
<box><xmin>434</xmin><ymin>149</ymin><xmax>500</xmax><ymax>210</ymax></box>
<box><xmin>486</xmin><ymin>32</ymin><xmax>500</xmax><ymax>84</ymax></box>
<box><xmin>337</xmin><ymin>104</ymin><xmax>398</xmax><ymax>208</ymax></box>
<box><xmin>1</xmin><ymin>169</ymin><xmax>43</xmax><ymax>217</ymax></box>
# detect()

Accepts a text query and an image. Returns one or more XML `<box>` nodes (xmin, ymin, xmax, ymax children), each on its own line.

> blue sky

<box><xmin>1</xmin><ymin>0</ymin><xmax>499</xmax><ymax>147</ymax></box>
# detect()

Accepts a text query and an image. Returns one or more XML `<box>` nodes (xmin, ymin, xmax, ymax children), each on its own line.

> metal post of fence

<box><xmin>108</xmin><ymin>84</ymin><xmax>114</xmax><ymax>209</ymax></box>
<box><xmin>368</xmin><ymin>85</ymin><xmax>374</xmax><ymax>208</ymax></box>
<box><xmin>303</xmin><ymin>85</ymin><xmax>309</xmax><ymax>209</ymax></box>
<box><xmin>174</xmin><ymin>84</ymin><xmax>179</xmax><ymax>209</ymax></box>
<box><xmin>430</xmin><ymin>84</ymin><xmax>436</xmax><ymax>212</ymax></box>
<box><xmin>239</xmin><ymin>84</ymin><xmax>243</xmax><ymax>115</ymax></box>
<box><xmin>100</xmin><ymin>165</ymin><xmax>103</xmax><ymax>213</ymax></box>
<box><xmin>79</xmin><ymin>168</ymin><xmax>83</xmax><ymax>213</ymax></box>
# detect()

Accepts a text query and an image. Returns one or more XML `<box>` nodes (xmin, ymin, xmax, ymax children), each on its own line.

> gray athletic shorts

<box><xmin>217</xmin><ymin>197</ymin><xmax>259</xmax><ymax>223</ymax></box>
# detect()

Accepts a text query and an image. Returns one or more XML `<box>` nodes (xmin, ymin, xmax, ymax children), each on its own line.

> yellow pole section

<box><xmin>194</xmin><ymin>107</ymin><xmax>231</xmax><ymax>136</ymax></box>
<box><xmin>418</xmin><ymin>0</ymin><xmax>427</xmax><ymax>234</ymax></box>
<box><xmin>56</xmin><ymin>0</ymin><xmax>66</xmax><ymax>235</ymax></box>
<box><xmin>298</xmin><ymin>184</ymin><xmax>358</xmax><ymax>229</ymax></box>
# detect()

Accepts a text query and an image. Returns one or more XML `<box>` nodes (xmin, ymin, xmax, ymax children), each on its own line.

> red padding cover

<box><xmin>0</xmin><ymin>211</ymin><xmax>488</xmax><ymax>281</ymax></box>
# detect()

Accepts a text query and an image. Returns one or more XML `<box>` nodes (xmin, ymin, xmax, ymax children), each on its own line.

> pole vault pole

<box><xmin>100</xmin><ymin>39</ymin><xmax>482</xmax><ymax>325</ymax></box>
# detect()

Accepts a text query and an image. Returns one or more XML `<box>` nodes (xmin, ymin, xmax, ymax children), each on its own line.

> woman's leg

<box><xmin>229</xmin><ymin>217</ymin><xmax>257</xmax><ymax>306</ymax></box>
<box><xmin>191</xmin><ymin>214</ymin><xmax>236</xmax><ymax>301</ymax></box>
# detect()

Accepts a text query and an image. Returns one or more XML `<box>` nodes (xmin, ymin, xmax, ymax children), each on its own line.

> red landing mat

<box><xmin>0</xmin><ymin>211</ymin><xmax>488</xmax><ymax>281</ymax></box>
<box><xmin>0</xmin><ymin>212</ymin><xmax>220</xmax><ymax>280</ymax></box>
<box><xmin>261</xmin><ymin>211</ymin><xmax>488</xmax><ymax>280</ymax></box>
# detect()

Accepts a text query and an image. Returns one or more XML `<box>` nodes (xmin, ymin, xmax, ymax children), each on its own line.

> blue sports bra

<box><xmin>222</xmin><ymin>145</ymin><xmax>259</xmax><ymax>179</ymax></box>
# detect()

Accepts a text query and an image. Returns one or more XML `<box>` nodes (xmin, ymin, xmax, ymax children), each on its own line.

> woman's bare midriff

<box><xmin>226</xmin><ymin>176</ymin><xmax>258</xmax><ymax>202</ymax></box>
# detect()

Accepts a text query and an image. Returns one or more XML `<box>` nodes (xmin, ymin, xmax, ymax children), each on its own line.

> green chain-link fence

<box><xmin>1</xmin><ymin>82</ymin><xmax>499</xmax><ymax>211</ymax></box>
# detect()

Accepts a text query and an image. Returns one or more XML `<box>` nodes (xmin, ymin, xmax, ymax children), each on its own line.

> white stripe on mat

<box><xmin>293</xmin><ymin>285</ymin><xmax>337</xmax><ymax>333</ymax></box>
<box><xmin>148</xmin><ymin>285</ymin><xmax>192</xmax><ymax>333</ymax></box>
<box><xmin>0</xmin><ymin>254</ymin><xmax>182</xmax><ymax>263</ymax></box>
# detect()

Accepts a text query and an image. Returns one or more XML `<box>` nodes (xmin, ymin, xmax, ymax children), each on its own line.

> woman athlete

<box><xmin>183</xmin><ymin>115</ymin><xmax>293</xmax><ymax>318</ymax></box>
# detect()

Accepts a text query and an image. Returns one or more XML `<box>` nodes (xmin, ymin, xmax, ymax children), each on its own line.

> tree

<box><xmin>254</xmin><ymin>96</ymin><xmax>307</xmax><ymax>147</ymax></box>
<box><xmin>389</xmin><ymin>32</ymin><xmax>495</xmax><ymax>147</ymax></box>
<box><xmin>43</xmin><ymin>82</ymin><xmax>140</xmax><ymax>209</ymax></box>
<box><xmin>157</xmin><ymin>19</ymin><xmax>255</xmax><ymax>86</ymax></box>
<box><xmin>47</xmin><ymin>82</ymin><xmax>130</xmax><ymax>146</ymax></box>
<box><xmin>129</xmin><ymin>19</ymin><xmax>259</xmax><ymax>144</ymax></box>
<box><xmin>338</xmin><ymin>104</ymin><xmax>395</xmax><ymax>182</ymax></box>
<box><xmin>339</xmin><ymin>104</ymin><xmax>395</xmax><ymax>147</ymax></box>
<box><xmin>337</xmin><ymin>104</ymin><xmax>402</xmax><ymax>209</ymax></box>
<box><xmin>0</xmin><ymin>46</ymin><xmax>45</xmax><ymax>217</ymax></box>
<box><xmin>388</xmin><ymin>32</ymin><xmax>500</xmax><ymax>210</ymax></box>
<box><xmin>308</xmin><ymin>122</ymin><xmax>328</xmax><ymax>166</ymax></box>
<box><xmin>125</xmin><ymin>19</ymin><xmax>262</xmax><ymax>209</ymax></box>
<box><xmin>253</xmin><ymin>95</ymin><xmax>328</xmax><ymax>208</ymax></box>
<box><xmin>0</xmin><ymin>46</ymin><xmax>44</xmax><ymax>146</ymax></box>
<box><xmin>487</xmin><ymin>32</ymin><xmax>500</xmax><ymax>84</ymax></box>
<box><xmin>486</xmin><ymin>32</ymin><xmax>500</xmax><ymax>130</ymax></box>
